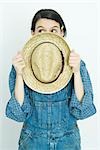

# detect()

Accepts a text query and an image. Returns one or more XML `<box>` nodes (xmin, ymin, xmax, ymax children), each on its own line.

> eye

<box><xmin>38</xmin><ymin>29</ymin><xmax>45</xmax><ymax>33</ymax></box>
<box><xmin>51</xmin><ymin>29</ymin><xmax>57</xmax><ymax>33</ymax></box>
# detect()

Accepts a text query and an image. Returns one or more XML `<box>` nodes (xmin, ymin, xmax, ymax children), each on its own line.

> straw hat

<box><xmin>22</xmin><ymin>32</ymin><xmax>72</xmax><ymax>94</ymax></box>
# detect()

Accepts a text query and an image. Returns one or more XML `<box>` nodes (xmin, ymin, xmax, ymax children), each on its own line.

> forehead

<box><xmin>35</xmin><ymin>18</ymin><xmax>60</xmax><ymax>28</ymax></box>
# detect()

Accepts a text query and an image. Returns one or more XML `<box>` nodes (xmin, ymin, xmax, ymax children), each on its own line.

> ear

<box><xmin>61</xmin><ymin>30</ymin><xmax>64</xmax><ymax>37</ymax></box>
<box><xmin>61</xmin><ymin>27</ymin><xmax>64</xmax><ymax>37</ymax></box>
<box><xmin>31</xmin><ymin>30</ymin><xmax>34</xmax><ymax>35</ymax></box>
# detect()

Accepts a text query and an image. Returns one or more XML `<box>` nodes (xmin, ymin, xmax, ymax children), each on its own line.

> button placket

<box><xmin>49</xmin><ymin>134</ymin><xmax>58</xmax><ymax>150</ymax></box>
<box><xmin>58</xmin><ymin>101</ymin><xmax>62</xmax><ymax>126</ymax></box>
<box><xmin>47</xmin><ymin>101</ymin><xmax>52</xmax><ymax>129</ymax></box>
<box><xmin>37</xmin><ymin>102</ymin><xmax>42</xmax><ymax>127</ymax></box>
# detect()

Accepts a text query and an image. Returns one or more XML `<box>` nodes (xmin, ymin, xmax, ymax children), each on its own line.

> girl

<box><xmin>6</xmin><ymin>9</ymin><xmax>96</xmax><ymax>150</ymax></box>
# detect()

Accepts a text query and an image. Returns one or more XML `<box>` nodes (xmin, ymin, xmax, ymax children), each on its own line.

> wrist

<box><xmin>16</xmin><ymin>73</ymin><xmax>24</xmax><ymax>83</ymax></box>
<box><xmin>74</xmin><ymin>69</ymin><xmax>80</xmax><ymax>74</ymax></box>
<box><xmin>16</xmin><ymin>72</ymin><xmax>23</xmax><ymax>77</ymax></box>
<box><xmin>73</xmin><ymin>64</ymin><xmax>80</xmax><ymax>74</ymax></box>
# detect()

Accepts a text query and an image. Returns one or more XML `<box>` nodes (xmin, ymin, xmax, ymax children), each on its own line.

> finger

<box><xmin>69</xmin><ymin>58</ymin><xmax>80</xmax><ymax>63</ymax></box>
<box><xmin>13</xmin><ymin>54</ymin><xmax>23</xmax><ymax>61</ymax></box>
<box><xmin>70</xmin><ymin>52</ymin><xmax>79</xmax><ymax>57</ymax></box>
<box><xmin>16</xmin><ymin>54</ymin><xmax>23</xmax><ymax>59</ymax></box>
<box><xmin>13</xmin><ymin>59</ymin><xmax>25</xmax><ymax>66</ymax></box>
<box><xmin>69</xmin><ymin>55</ymin><xmax>80</xmax><ymax>60</ymax></box>
<box><xmin>15</xmin><ymin>57</ymin><xmax>24</xmax><ymax>62</ymax></box>
<box><xmin>19</xmin><ymin>64</ymin><xmax>26</xmax><ymax>68</ymax></box>
<box><xmin>15</xmin><ymin>61</ymin><xmax>25</xmax><ymax>66</ymax></box>
<box><xmin>69</xmin><ymin>63</ymin><xmax>77</xmax><ymax>66</ymax></box>
<box><xmin>13</xmin><ymin>53</ymin><xmax>23</xmax><ymax>59</ymax></box>
<box><xmin>69</xmin><ymin>61</ymin><xmax>76</xmax><ymax>65</ymax></box>
<box><xmin>13</xmin><ymin>58</ymin><xmax>24</xmax><ymax>64</ymax></box>
<box><xmin>69</xmin><ymin>57</ymin><xmax>79</xmax><ymax>61</ymax></box>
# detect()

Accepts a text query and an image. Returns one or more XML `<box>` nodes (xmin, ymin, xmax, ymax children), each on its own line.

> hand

<box><xmin>12</xmin><ymin>51</ymin><xmax>25</xmax><ymax>75</ymax></box>
<box><xmin>69</xmin><ymin>50</ymin><xmax>81</xmax><ymax>73</ymax></box>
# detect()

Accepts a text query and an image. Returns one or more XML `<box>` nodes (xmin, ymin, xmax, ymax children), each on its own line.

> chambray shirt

<box><xmin>5</xmin><ymin>60</ymin><xmax>96</xmax><ymax>150</ymax></box>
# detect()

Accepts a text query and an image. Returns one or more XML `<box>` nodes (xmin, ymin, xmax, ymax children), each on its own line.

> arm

<box><xmin>69</xmin><ymin>50</ymin><xmax>84</xmax><ymax>101</ymax></box>
<box><xmin>69</xmin><ymin>60</ymin><xmax>96</xmax><ymax>119</ymax></box>
<box><xmin>15</xmin><ymin>74</ymin><xmax>24</xmax><ymax>106</ymax></box>
<box><xmin>74</xmin><ymin>70</ymin><xmax>84</xmax><ymax>101</ymax></box>
<box><xmin>6</xmin><ymin>66</ymin><xmax>33</xmax><ymax>122</ymax></box>
<box><xmin>12</xmin><ymin>51</ymin><xmax>25</xmax><ymax>105</ymax></box>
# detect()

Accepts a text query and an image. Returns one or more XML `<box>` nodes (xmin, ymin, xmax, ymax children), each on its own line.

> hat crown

<box><xmin>22</xmin><ymin>32</ymin><xmax>72</xmax><ymax>94</ymax></box>
<box><xmin>31</xmin><ymin>43</ymin><xmax>62</xmax><ymax>83</ymax></box>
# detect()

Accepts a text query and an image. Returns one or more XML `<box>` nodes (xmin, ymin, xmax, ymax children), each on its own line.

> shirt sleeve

<box><xmin>69</xmin><ymin>60</ymin><xmax>96</xmax><ymax>120</ymax></box>
<box><xmin>5</xmin><ymin>66</ymin><xmax>33</xmax><ymax>122</ymax></box>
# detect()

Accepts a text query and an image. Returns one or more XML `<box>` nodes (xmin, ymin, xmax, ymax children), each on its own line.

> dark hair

<box><xmin>31</xmin><ymin>9</ymin><xmax>67</xmax><ymax>36</ymax></box>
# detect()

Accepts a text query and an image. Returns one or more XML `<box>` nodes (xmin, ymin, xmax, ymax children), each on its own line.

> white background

<box><xmin>0</xmin><ymin>1</ymin><xmax>99</xmax><ymax>150</ymax></box>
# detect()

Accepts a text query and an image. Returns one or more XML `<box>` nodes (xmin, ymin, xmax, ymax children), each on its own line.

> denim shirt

<box><xmin>5</xmin><ymin>60</ymin><xmax>96</xmax><ymax>149</ymax></box>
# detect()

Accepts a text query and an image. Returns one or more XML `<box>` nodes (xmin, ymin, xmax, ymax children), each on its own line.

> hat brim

<box><xmin>22</xmin><ymin>33</ymin><xmax>73</xmax><ymax>94</ymax></box>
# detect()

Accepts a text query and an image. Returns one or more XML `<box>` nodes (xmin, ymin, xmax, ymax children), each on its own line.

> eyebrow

<box><xmin>36</xmin><ymin>26</ymin><xmax>45</xmax><ymax>29</ymax></box>
<box><xmin>36</xmin><ymin>26</ymin><xmax>59</xmax><ymax>29</ymax></box>
<box><xmin>51</xmin><ymin>26</ymin><xmax>59</xmax><ymax>28</ymax></box>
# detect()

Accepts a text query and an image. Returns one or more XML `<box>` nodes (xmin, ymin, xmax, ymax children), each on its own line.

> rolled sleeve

<box><xmin>69</xmin><ymin>60</ymin><xmax>96</xmax><ymax>119</ymax></box>
<box><xmin>6</xmin><ymin>66</ymin><xmax>33</xmax><ymax>122</ymax></box>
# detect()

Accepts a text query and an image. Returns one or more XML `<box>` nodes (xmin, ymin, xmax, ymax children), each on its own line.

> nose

<box><xmin>45</xmin><ymin>30</ymin><xmax>51</xmax><ymax>33</ymax></box>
